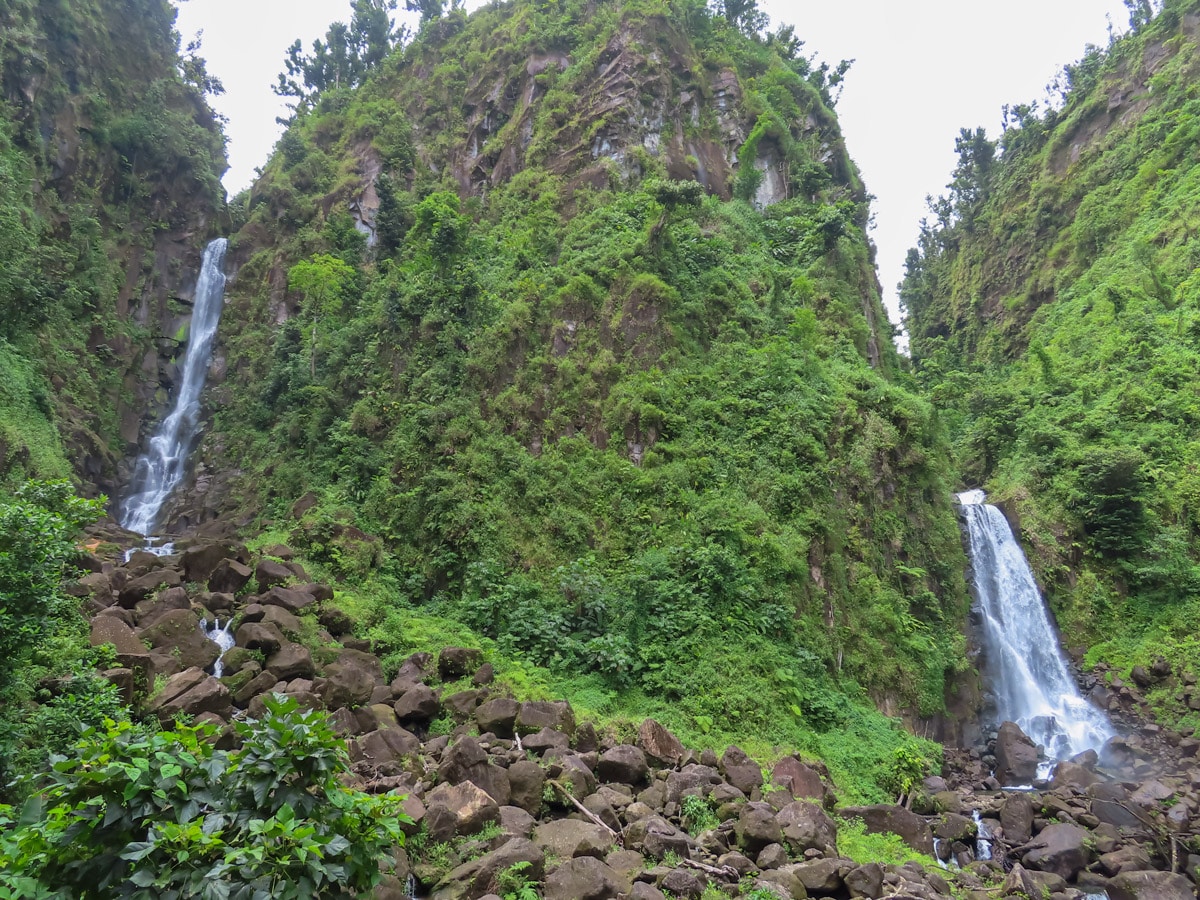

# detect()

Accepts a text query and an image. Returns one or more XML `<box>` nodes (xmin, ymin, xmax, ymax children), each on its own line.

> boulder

<box><xmin>138</xmin><ymin>608</ymin><xmax>219</xmax><ymax>671</ymax></box>
<box><xmin>134</xmin><ymin>586</ymin><xmax>191</xmax><ymax>628</ymax></box>
<box><xmin>1098</xmin><ymin>845</ymin><xmax>1153</xmax><ymax>876</ymax></box>
<box><xmin>637</xmin><ymin>719</ymin><xmax>684</xmax><ymax>765</ymax></box>
<box><xmin>429</xmin><ymin>837</ymin><xmax>544</xmax><ymax>900</ymax></box>
<box><xmin>438</xmin><ymin>735</ymin><xmax>488</xmax><ymax>784</ymax></box>
<box><xmin>425</xmin><ymin>781</ymin><xmax>500</xmax><ymax>836</ymax></box>
<box><xmin>624</xmin><ymin>815</ymin><xmax>694</xmax><ymax>861</ymax></box>
<box><xmin>1022</xmin><ymin>822</ymin><xmax>1091</xmax><ymax>881</ymax></box>
<box><xmin>254</xmin><ymin>558</ymin><xmax>293</xmax><ymax>590</ymax></box>
<box><xmin>933</xmin><ymin>813</ymin><xmax>975</xmax><ymax>842</ymax></box>
<box><xmin>994</xmin><ymin>721</ymin><xmax>1039</xmax><ymax>785</ymax></box>
<box><xmin>265</xmin><ymin>642</ymin><xmax>315</xmax><ymax>681</ymax></box>
<box><xmin>150</xmin><ymin>667</ymin><xmax>232</xmax><ymax>722</ymax></box>
<box><xmin>844</xmin><ymin>862</ymin><xmax>884</xmax><ymax>899</ymax></box>
<box><xmin>666</xmin><ymin>764</ymin><xmax>722</xmax><ymax>804</ymax></box>
<box><xmin>261</xmin><ymin>585</ymin><xmax>314</xmax><ymax>613</ymax></box>
<box><xmin>438</xmin><ymin>646</ymin><xmax>484</xmax><ymax>680</ymax></box>
<box><xmin>394</xmin><ymin>683</ymin><xmax>441</xmax><ymax>723</ymax></box>
<box><xmin>533</xmin><ymin>820</ymin><xmax>615</xmax><ymax>859</ymax></box>
<box><xmin>790</xmin><ymin>858</ymin><xmax>846</xmax><ymax>894</ymax></box>
<box><xmin>232</xmin><ymin>670</ymin><xmax>279</xmax><ymax>705</ymax></box>
<box><xmin>318</xmin><ymin>606</ymin><xmax>354</xmax><ymax>636</ymax></box>
<box><xmin>319</xmin><ymin>656</ymin><xmax>377</xmax><ymax>709</ymax></box>
<box><xmin>1000</xmin><ymin>792</ymin><xmax>1034</xmax><ymax>844</ymax></box>
<box><xmin>736</xmin><ymin>803</ymin><xmax>784</xmax><ymax>855</ymax></box>
<box><xmin>507</xmin><ymin>760</ymin><xmax>546</xmax><ymax>815</ymax></box>
<box><xmin>777</xmin><ymin>799</ymin><xmax>839</xmax><ymax>856</ymax></box>
<box><xmin>597</xmin><ymin>745</ymin><xmax>650</xmax><ymax>786</ymax></box>
<box><xmin>523</xmin><ymin>727</ymin><xmax>570</xmax><ymax>755</ymax></box>
<box><xmin>1108</xmin><ymin>870</ymin><xmax>1196</xmax><ymax>900</ymax></box>
<box><xmin>182</xmin><ymin>542</ymin><xmax>247</xmax><ymax>583</ymax></box>
<box><xmin>354</xmin><ymin>726</ymin><xmax>421</xmax><ymax>771</ymax></box>
<box><xmin>442</xmin><ymin>689</ymin><xmax>481</xmax><ymax>719</ymax></box>
<box><xmin>259</xmin><ymin>604</ymin><xmax>303</xmax><ymax>637</ymax></box>
<box><xmin>90</xmin><ymin>616</ymin><xmax>148</xmax><ymax>656</ymax></box>
<box><xmin>658</xmin><ymin>869</ymin><xmax>704</xmax><ymax>899</ymax></box>
<box><xmin>235</xmin><ymin>621</ymin><xmax>283</xmax><ymax>655</ymax></box>
<box><xmin>544</xmin><ymin>856</ymin><xmax>623</xmax><ymax>900</ymax></box>
<box><xmin>721</xmin><ymin>745</ymin><xmax>763</xmax><ymax>795</ymax></box>
<box><xmin>771</xmin><ymin>757</ymin><xmax>828</xmax><ymax>804</ymax></box>
<box><xmin>475</xmin><ymin>697</ymin><xmax>518</xmax><ymax>738</ymax></box>
<box><xmin>208</xmin><ymin>559</ymin><xmax>252</xmax><ymax>594</ymax></box>
<box><xmin>837</xmin><ymin>805</ymin><xmax>931</xmax><ymax>855</ymax></box>
<box><xmin>515</xmin><ymin>700</ymin><xmax>575</xmax><ymax>737</ymax></box>
<box><xmin>118</xmin><ymin>568</ymin><xmax>182</xmax><ymax>607</ymax></box>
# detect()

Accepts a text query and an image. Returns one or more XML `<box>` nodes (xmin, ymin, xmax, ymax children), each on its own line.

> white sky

<box><xmin>174</xmin><ymin>0</ymin><xmax>1131</xmax><ymax>328</ymax></box>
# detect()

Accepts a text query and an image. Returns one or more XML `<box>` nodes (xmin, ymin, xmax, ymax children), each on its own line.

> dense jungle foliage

<box><xmin>211</xmin><ymin>0</ymin><xmax>971</xmax><ymax>793</ymax></box>
<box><xmin>903</xmin><ymin>0</ymin><xmax>1200</xmax><ymax>730</ymax></box>
<box><xmin>0</xmin><ymin>0</ymin><xmax>226</xmax><ymax>487</ymax></box>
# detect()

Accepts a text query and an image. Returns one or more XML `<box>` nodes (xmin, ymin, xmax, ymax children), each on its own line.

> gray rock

<box><xmin>430</xmin><ymin>837</ymin><xmax>543</xmax><ymax>900</ymax></box>
<box><xmin>1000</xmin><ymin>792</ymin><xmax>1034</xmax><ymax>843</ymax></box>
<box><xmin>255</xmin><ymin>558</ymin><xmax>293</xmax><ymax>591</ymax></box>
<box><xmin>138</xmin><ymin>608</ymin><xmax>219</xmax><ymax>671</ymax></box>
<box><xmin>208</xmin><ymin>558</ymin><xmax>252</xmax><ymax>594</ymax></box>
<box><xmin>597</xmin><ymin>744</ymin><xmax>650</xmax><ymax>786</ymax></box>
<box><xmin>845</xmin><ymin>862</ymin><xmax>884</xmax><ymax>898</ymax></box>
<box><xmin>736</xmin><ymin>802</ymin><xmax>784</xmax><ymax>855</ymax></box>
<box><xmin>1108</xmin><ymin>870</ymin><xmax>1196</xmax><ymax>900</ymax></box>
<box><xmin>544</xmin><ymin>856</ymin><xmax>622</xmax><ymax>900</ymax></box>
<box><xmin>994</xmin><ymin>721</ymin><xmax>1039</xmax><ymax>785</ymax></box>
<box><xmin>777</xmin><ymin>800</ymin><xmax>838</xmax><ymax>856</ymax></box>
<box><xmin>395</xmin><ymin>683</ymin><xmax>441</xmax><ymax>722</ymax></box>
<box><xmin>507</xmin><ymin>760</ymin><xmax>546</xmax><ymax>815</ymax></box>
<box><xmin>425</xmin><ymin>781</ymin><xmax>500</xmax><ymax>836</ymax></box>
<box><xmin>1022</xmin><ymin>822</ymin><xmax>1091</xmax><ymax>881</ymax></box>
<box><xmin>838</xmin><ymin>804</ymin><xmax>931</xmax><ymax>855</ymax></box>
<box><xmin>637</xmin><ymin>718</ymin><xmax>684</xmax><ymax>765</ymax></box>
<box><xmin>438</xmin><ymin>647</ymin><xmax>484</xmax><ymax>680</ymax></box>
<box><xmin>533</xmin><ymin>820</ymin><xmax>614</xmax><ymax>859</ymax></box>
<box><xmin>515</xmin><ymin>700</ymin><xmax>575</xmax><ymax>737</ymax></box>
<box><xmin>265</xmin><ymin>641</ymin><xmax>315</xmax><ymax>681</ymax></box>
<box><xmin>475</xmin><ymin>697</ymin><xmax>518</xmax><ymax>737</ymax></box>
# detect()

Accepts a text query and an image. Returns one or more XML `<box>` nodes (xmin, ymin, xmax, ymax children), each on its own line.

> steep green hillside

<box><xmin>0</xmin><ymin>0</ymin><xmax>226</xmax><ymax>491</ymax></box>
<box><xmin>203</xmin><ymin>0</ymin><xmax>970</xmax><ymax>790</ymax></box>
<box><xmin>904</xmin><ymin>0</ymin><xmax>1200</xmax><ymax>727</ymax></box>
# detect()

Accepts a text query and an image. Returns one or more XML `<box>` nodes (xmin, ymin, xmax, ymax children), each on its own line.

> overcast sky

<box><xmin>174</xmin><ymin>0</ymin><xmax>1131</xmax><ymax>330</ymax></box>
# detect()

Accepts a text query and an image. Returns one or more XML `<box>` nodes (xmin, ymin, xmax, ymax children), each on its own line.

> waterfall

<box><xmin>972</xmin><ymin>810</ymin><xmax>992</xmax><ymax>861</ymax></box>
<box><xmin>202</xmin><ymin>617</ymin><xmax>236</xmax><ymax>678</ymax></box>
<box><xmin>958</xmin><ymin>490</ymin><xmax>1114</xmax><ymax>765</ymax></box>
<box><xmin>120</xmin><ymin>238</ymin><xmax>229</xmax><ymax>536</ymax></box>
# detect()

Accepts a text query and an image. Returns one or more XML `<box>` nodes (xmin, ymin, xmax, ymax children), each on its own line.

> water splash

<box><xmin>958</xmin><ymin>490</ymin><xmax>1114</xmax><ymax>767</ymax></box>
<box><xmin>201</xmin><ymin>617</ymin><xmax>236</xmax><ymax>678</ymax></box>
<box><xmin>972</xmin><ymin>809</ymin><xmax>992</xmax><ymax>861</ymax></box>
<box><xmin>120</xmin><ymin>238</ymin><xmax>229</xmax><ymax>536</ymax></box>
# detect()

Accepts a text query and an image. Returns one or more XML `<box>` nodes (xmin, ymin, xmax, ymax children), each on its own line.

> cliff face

<box><xmin>903</xmin><ymin>0</ymin><xmax>1200</xmax><ymax>726</ymax></box>
<box><xmin>0</xmin><ymin>0</ymin><xmax>226</xmax><ymax>498</ymax></box>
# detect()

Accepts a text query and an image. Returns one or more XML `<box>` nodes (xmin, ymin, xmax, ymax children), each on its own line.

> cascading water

<box><xmin>120</xmin><ymin>238</ymin><xmax>228</xmax><ymax>536</ymax></box>
<box><xmin>202</xmin><ymin>618</ymin><xmax>236</xmax><ymax>677</ymax></box>
<box><xmin>958</xmin><ymin>490</ymin><xmax>1114</xmax><ymax>769</ymax></box>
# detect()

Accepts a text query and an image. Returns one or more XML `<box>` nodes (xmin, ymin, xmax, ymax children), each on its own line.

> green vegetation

<box><xmin>903</xmin><ymin>0</ymin><xmax>1200</xmax><ymax>726</ymax></box>
<box><xmin>0</xmin><ymin>695</ymin><xmax>410</xmax><ymax>899</ymax></box>
<box><xmin>835</xmin><ymin>816</ymin><xmax>939</xmax><ymax>868</ymax></box>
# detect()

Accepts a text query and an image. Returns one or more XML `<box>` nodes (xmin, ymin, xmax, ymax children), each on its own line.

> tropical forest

<box><xmin>0</xmin><ymin>0</ymin><xmax>1199</xmax><ymax>896</ymax></box>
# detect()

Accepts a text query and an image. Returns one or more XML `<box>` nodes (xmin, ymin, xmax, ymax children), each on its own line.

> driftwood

<box><xmin>681</xmin><ymin>858</ymin><xmax>740</xmax><ymax>880</ymax></box>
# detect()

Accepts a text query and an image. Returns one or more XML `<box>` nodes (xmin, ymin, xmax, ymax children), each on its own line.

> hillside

<box><xmin>0</xmin><ymin>0</ymin><xmax>226</xmax><ymax>494</ymax></box>
<box><xmin>903</xmin><ymin>0</ymin><xmax>1200</xmax><ymax>730</ymax></box>
<box><xmin>167</xmin><ymin>0</ymin><xmax>976</xmax><ymax>790</ymax></box>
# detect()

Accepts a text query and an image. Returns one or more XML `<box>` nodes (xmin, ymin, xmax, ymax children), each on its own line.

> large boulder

<box><xmin>118</xmin><ymin>568</ymin><xmax>182</xmax><ymax>607</ymax></box>
<box><xmin>1000</xmin><ymin>792</ymin><xmax>1034</xmax><ymax>844</ymax></box>
<box><xmin>235</xmin><ymin>621</ymin><xmax>283</xmax><ymax>655</ymax></box>
<box><xmin>438</xmin><ymin>646</ymin><xmax>484</xmax><ymax>680</ymax></box>
<box><xmin>1022</xmin><ymin>822</ymin><xmax>1091</xmax><ymax>881</ymax></box>
<box><xmin>735</xmin><ymin>803</ymin><xmax>784</xmax><ymax>855</ymax></box>
<box><xmin>544</xmin><ymin>857</ymin><xmax>623</xmax><ymax>900</ymax></box>
<box><xmin>771</xmin><ymin>757</ymin><xmax>829</xmax><ymax>804</ymax></box>
<box><xmin>429</xmin><ymin>838</ymin><xmax>543</xmax><ymax>900</ymax></box>
<box><xmin>254</xmin><ymin>558</ymin><xmax>293</xmax><ymax>591</ymax></box>
<box><xmin>395</xmin><ymin>684</ymin><xmax>441</xmax><ymax>722</ymax></box>
<box><xmin>507</xmin><ymin>760</ymin><xmax>546</xmax><ymax>815</ymax></box>
<box><xmin>425</xmin><ymin>781</ymin><xmax>500</xmax><ymax>836</ymax></box>
<box><xmin>475</xmin><ymin>697</ymin><xmax>519</xmax><ymax>738</ymax></box>
<box><xmin>721</xmin><ymin>745</ymin><xmax>763</xmax><ymax>795</ymax></box>
<box><xmin>637</xmin><ymin>719</ymin><xmax>684</xmax><ymax>766</ymax></box>
<box><xmin>208</xmin><ymin>559</ymin><xmax>252</xmax><ymax>594</ymax></box>
<box><xmin>1107</xmin><ymin>870</ymin><xmax>1196</xmax><ymax>900</ymax></box>
<box><xmin>150</xmin><ymin>667</ymin><xmax>232</xmax><ymax>722</ymax></box>
<box><xmin>182</xmin><ymin>542</ymin><xmax>247</xmax><ymax>583</ymax></box>
<box><xmin>90</xmin><ymin>616</ymin><xmax>148</xmax><ymax>657</ymax></box>
<box><xmin>597</xmin><ymin>745</ymin><xmax>650</xmax><ymax>786</ymax></box>
<box><xmin>837</xmin><ymin>805</ymin><xmax>931</xmax><ymax>855</ymax></box>
<box><xmin>138</xmin><ymin>608</ymin><xmax>219</xmax><ymax>671</ymax></box>
<box><xmin>319</xmin><ymin>655</ymin><xmax>378</xmax><ymax>709</ymax></box>
<box><xmin>515</xmin><ymin>700</ymin><xmax>575</xmax><ymax>737</ymax></box>
<box><xmin>265</xmin><ymin>642</ymin><xmax>315</xmax><ymax>681</ymax></box>
<box><xmin>994</xmin><ymin>721</ymin><xmax>1039</xmax><ymax>785</ymax></box>
<box><xmin>777</xmin><ymin>800</ymin><xmax>838</xmax><ymax>856</ymax></box>
<box><xmin>533</xmin><ymin>820</ymin><xmax>615</xmax><ymax>859</ymax></box>
<box><xmin>261</xmin><ymin>585</ymin><xmax>315</xmax><ymax>614</ymax></box>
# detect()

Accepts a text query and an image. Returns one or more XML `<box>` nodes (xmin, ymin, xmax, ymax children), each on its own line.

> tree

<box><xmin>0</xmin><ymin>695</ymin><xmax>410</xmax><ymax>899</ymax></box>
<box><xmin>275</xmin><ymin>1</ymin><xmax>398</xmax><ymax>103</ymax></box>
<box><xmin>288</xmin><ymin>254</ymin><xmax>356</xmax><ymax>376</ymax></box>
<box><xmin>405</xmin><ymin>0</ymin><xmax>445</xmax><ymax>26</ymax></box>
<box><xmin>716</xmin><ymin>0</ymin><xmax>767</xmax><ymax>35</ymax></box>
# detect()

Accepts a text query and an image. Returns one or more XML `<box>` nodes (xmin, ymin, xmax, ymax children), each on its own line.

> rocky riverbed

<box><xmin>64</xmin><ymin>536</ymin><xmax>1200</xmax><ymax>899</ymax></box>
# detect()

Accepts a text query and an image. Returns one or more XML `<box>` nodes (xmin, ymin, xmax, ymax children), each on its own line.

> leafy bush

<box><xmin>0</xmin><ymin>695</ymin><xmax>410</xmax><ymax>899</ymax></box>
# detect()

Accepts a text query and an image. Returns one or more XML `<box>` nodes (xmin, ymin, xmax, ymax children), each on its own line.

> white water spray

<box><xmin>972</xmin><ymin>810</ymin><xmax>992</xmax><ymax>861</ymax></box>
<box><xmin>958</xmin><ymin>490</ymin><xmax>1114</xmax><ymax>765</ymax></box>
<box><xmin>120</xmin><ymin>238</ymin><xmax>228</xmax><ymax>536</ymax></box>
<box><xmin>202</xmin><ymin>618</ymin><xmax>236</xmax><ymax>678</ymax></box>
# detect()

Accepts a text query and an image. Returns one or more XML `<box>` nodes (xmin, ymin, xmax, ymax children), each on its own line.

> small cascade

<box><xmin>202</xmin><ymin>618</ymin><xmax>236</xmax><ymax>677</ymax></box>
<box><xmin>120</xmin><ymin>238</ymin><xmax>229</xmax><ymax>536</ymax></box>
<box><xmin>122</xmin><ymin>538</ymin><xmax>177</xmax><ymax>563</ymax></box>
<box><xmin>958</xmin><ymin>490</ymin><xmax>1114</xmax><ymax>771</ymax></box>
<box><xmin>972</xmin><ymin>809</ymin><xmax>992</xmax><ymax>862</ymax></box>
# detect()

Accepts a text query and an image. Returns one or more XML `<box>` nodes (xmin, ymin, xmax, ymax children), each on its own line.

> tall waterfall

<box><xmin>120</xmin><ymin>238</ymin><xmax>228</xmax><ymax>536</ymax></box>
<box><xmin>958</xmin><ymin>489</ymin><xmax>1114</xmax><ymax>763</ymax></box>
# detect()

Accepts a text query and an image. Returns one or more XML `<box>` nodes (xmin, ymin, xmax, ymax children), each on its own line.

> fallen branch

<box><xmin>681</xmin><ymin>858</ymin><xmax>739</xmax><ymax>880</ymax></box>
<box><xmin>548</xmin><ymin>780</ymin><xmax>622</xmax><ymax>845</ymax></box>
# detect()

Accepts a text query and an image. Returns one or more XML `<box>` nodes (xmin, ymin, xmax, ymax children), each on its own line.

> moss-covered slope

<box><xmin>0</xmin><ymin>0</ymin><xmax>226</xmax><ymax>493</ymax></box>
<box><xmin>904</xmin><ymin>0</ymin><xmax>1200</xmax><ymax>729</ymax></box>
<box><xmin>195</xmin><ymin>0</ymin><xmax>971</xmax><ymax>788</ymax></box>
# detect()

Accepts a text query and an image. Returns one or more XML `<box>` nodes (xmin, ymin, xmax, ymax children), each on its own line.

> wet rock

<box><xmin>1022</xmin><ymin>822</ymin><xmax>1090</xmax><ymax>881</ymax></box>
<box><xmin>994</xmin><ymin>721</ymin><xmax>1039</xmax><ymax>786</ymax></box>
<box><xmin>138</xmin><ymin>608</ymin><xmax>219</xmax><ymax>671</ymax></box>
